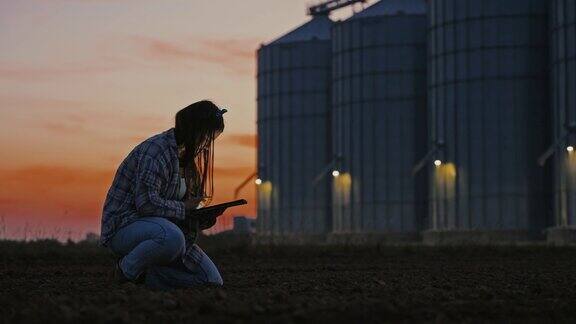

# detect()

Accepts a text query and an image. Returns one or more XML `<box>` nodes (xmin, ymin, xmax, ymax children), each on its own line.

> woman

<box><xmin>100</xmin><ymin>100</ymin><xmax>226</xmax><ymax>290</ymax></box>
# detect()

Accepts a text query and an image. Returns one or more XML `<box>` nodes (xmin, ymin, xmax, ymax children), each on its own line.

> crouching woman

<box><xmin>100</xmin><ymin>100</ymin><xmax>226</xmax><ymax>290</ymax></box>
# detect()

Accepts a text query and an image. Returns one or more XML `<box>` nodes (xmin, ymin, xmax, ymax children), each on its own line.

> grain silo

<box><xmin>426</xmin><ymin>0</ymin><xmax>551</xmax><ymax>244</ymax></box>
<box><xmin>330</xmin><ymin>0</ymin><xmax>428</xmax><ymax>244</ymax></box>
<box><xmin>256</xmin><ymin>15</ymin><xmax>333</xmax><ymax>243</ymax></box>
<box><xmin>548</xmin><ymin>0</ymin><xmax>576</xmax><ymax>244</ymax></box>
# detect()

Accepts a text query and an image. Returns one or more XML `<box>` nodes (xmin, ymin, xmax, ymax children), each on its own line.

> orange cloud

<box><xmin>1</xmin><ymin>95</ymin><xmax>89</xmax><ymax>111</ymax></box>
<box><xmin>32</xmin><ymin>107</ymin><xmax>167</xmax><ymax>140</ymax></box>
<box><xmin>0</xmin><ymin>198</ymin><xmax>15</xmax><ymax>206</ymax></box>
<box><xmin>0</xmin><ymin>165</ymin><xmax>114</xmax><ymax>229</ymax></box>
<box><xmin>0</xmin><ymin>162</ymin><xmax>256</xmax><ymax>224</ymax></box>
<box><xmin>132</xmin><ymin>35</ymin><xmax>258</xmax><ymax>75</ymax></box>
<box><xmin>51</xmin><ymin>0</ymin><xmax>137</xmax><ymax>2</ymax></box>
<box><xmin>222</xmin><ymin>133</ymin><xmax>257</xmax><ymax>148</ymax></box>
<box><xmin>2</xmin><ymin>94</ymin><xmax>166</xmax><ymax>128</ymax></box>
<box><xmin>39</xmin><ymin>121</ymin><xmax>86</xmax><ymax>136</ymax></box>
<box><xmin>214</xmin><ymin>165</ymin><xmax>256</xmax><ymax>178</ymax></box>
<box><xmin>0</xmin><ymin>165</ymin><xmax>113</xmax><ymax>187</ymax></box>
<box><xmin>0</xmin><ymin>62</ymin><xmax>121</xmax><ymax>81</ymax></box>
<box><xmin>200</xmin><ymin>39</ymin><xmax>256</xmax><ymax>60</ymax></box>
<box><xmin>144</xmin><ymin>38</ymin><xmax>201</xmax><ymax>60</ymax></box>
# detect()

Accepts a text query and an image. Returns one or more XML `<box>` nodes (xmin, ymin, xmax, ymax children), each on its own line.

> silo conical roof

<box><xmin>349</xmin><ymin>0</ymin><xmax>426</xmax><ymax>19</ymax></box>
<box><xmin>268</xmin><ymin>15</ymin><xmax>332</xmax><ymax>45</ymax></box>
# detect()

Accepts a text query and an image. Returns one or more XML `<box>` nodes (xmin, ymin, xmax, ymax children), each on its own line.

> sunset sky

<box><xmin>0</xmin><ymin>0</ymin><xmax>369</xmax><ymax>240</ymax></box>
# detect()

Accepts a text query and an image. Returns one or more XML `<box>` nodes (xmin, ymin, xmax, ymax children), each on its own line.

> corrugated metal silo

<box><xmin>549</xmin><ymin>0</ymin><xmax>576</xmax><ymax>244</ymax></box>
<box><xmin>427</xmin><ymin>0</ymin><xmax>551</xmax><ymax>244</ymax></box>
<box><xmin>256</xmin><ymin>16</ymin><xmax>333</xmax><ymax>242</ymax></box>
<box><xmin>331</xmin><ymin>0</ymin><xmax>428</xmax><ymax>243</ymax></box>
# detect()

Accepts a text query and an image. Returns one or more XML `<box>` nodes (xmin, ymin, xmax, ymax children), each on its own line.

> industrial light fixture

<box><xmin>255</xmin><ymin>178</ymin><xmax>263</xmax><ymax>185</ymax></box>
<box><xmin>567</xmin><ymin>146</ymin><xmax>574</xmax><ymax>153</ymax></box>
<box><xmin>332</xmin><ymin>170</ymin><xmax>340</xmax><ymax>177</ymax></box>
<box><xmin>434</xmin><ymin>160</ymin><xmax>442</xmax><ymax>167</ymax></box>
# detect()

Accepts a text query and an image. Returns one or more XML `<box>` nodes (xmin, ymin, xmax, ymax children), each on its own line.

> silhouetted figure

<box><xmin>100</xmin><ymin>100</ymin><xmax>226</xmax><ymax>289</ymax></box>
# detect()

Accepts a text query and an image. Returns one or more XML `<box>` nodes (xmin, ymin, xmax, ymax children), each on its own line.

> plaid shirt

<box><xmin>100</xmin><ymin>128</ymin><xmax>202</xmax><ymax>268</ymax></box>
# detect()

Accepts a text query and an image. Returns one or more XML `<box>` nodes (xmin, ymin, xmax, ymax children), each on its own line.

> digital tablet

<box><xmin>191</xmin><ymin>199</ymin><xmax>247</xmax><ymax>217</ymax></box>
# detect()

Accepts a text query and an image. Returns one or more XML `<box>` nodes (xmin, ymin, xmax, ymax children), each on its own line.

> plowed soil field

<box><xmin>2</xmin><ymin>239</ymin><xmax>576</xmax><ymax>323</ymax></box>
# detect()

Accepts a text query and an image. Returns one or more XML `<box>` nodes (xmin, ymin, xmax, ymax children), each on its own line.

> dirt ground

<box><xmin>1</xmin><ymin>238</ymin><xmax>576</xmax><ymax>323</ymax></box>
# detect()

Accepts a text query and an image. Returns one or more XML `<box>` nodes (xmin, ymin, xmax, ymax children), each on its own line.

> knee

<box><xmin>158</xmin><ymin>222</ymin><xmax>185</xmax><ymax>259</ymax></box>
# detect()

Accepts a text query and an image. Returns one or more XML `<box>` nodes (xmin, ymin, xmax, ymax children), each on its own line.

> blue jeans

<box><xmin>108</xmin><ymin>217</ymin><xmax>223</xmax><ymax>290</ymax></box>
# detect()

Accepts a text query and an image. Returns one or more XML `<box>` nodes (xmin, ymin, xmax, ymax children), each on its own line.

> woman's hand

<box><xmin>199</xmin><ymin>216</ymin><xmax>217</xmax><ymax>230</ymax></box>
<box><xmin>184</xmin><ymin>196</ymin><xmax>203</xmax><ymax>211</ymax></box>
<box><xmin>197</xmin><ymin>206</ymin><xmax>225</xmax><ymax>230</ymax></box>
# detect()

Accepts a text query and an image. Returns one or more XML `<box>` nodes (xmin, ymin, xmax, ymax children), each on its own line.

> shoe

<box><xmin>114</xmin><ymin>258</ymin><xmax>130</xmax><ymax>284</ymax></box>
